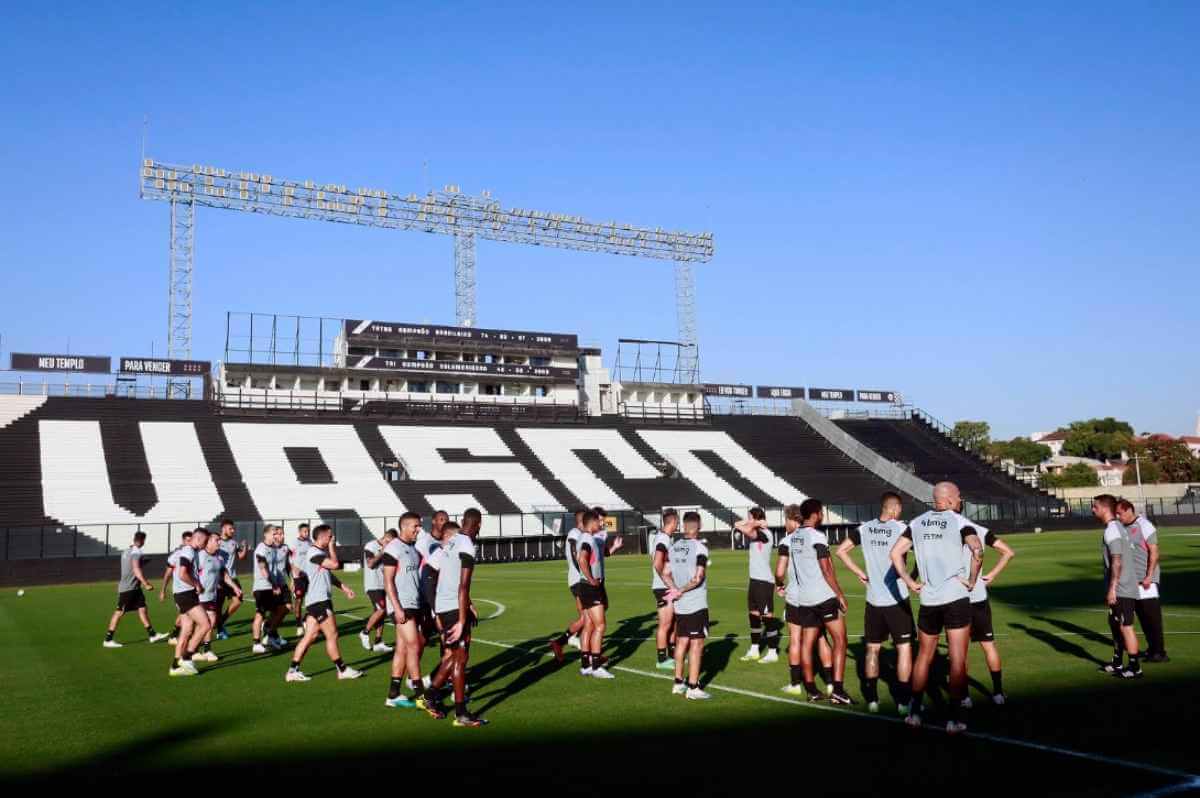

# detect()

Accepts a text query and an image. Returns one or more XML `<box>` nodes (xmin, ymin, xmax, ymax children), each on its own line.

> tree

<box><xmin>951</xmin><ymin>421</ymin><xmax>991</xmax><ymax>452</ymax></box>
<box><xmin>1126</xmin><ymin>438</ymin><xmax>1200</xmax><ymax>484</ymax></box>
<box><xmin>989</xmin><ymin>437</ymin><xmax>1052</xmax><ymax>466</ymax></box>
<box><xmin>1042</xmin><ymin>462</ymin><xmax>1101</xmax><ymax>488</ymax></box>
<box><xmin>1060</xmin><ymin>417</ymin><xmax>1134</xmax><ymax>461</ymax></box>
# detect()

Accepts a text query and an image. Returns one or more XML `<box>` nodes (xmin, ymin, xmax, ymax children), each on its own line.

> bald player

<box><xmin>890</xmin><ymin>482</ymin><xmax>983</xmax><ymax>734</ymax></box>
<box><xmin>836</xmin><ymin>492</ymin><xmax>914</xmax><ymax>714</ymax></box>
<box><xmin>1093</xmin><ymin>495</ymin><xmax>1142</xmax><ymax>679</ymax></box>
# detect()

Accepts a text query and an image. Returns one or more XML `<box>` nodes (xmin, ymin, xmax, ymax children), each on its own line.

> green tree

<box><xmin>1060</xmin><ymin>417</ymin><xmax>1134</xmax><ymax>461</ymax></box>
<box><xmin>1042</xmin><ymin>462</ymin><xmax>1100</xmax><ymax>488</ymax></box>
<box><xmin>951</xmin><ymin>420</ymin><xmax>991</xmax><ymax>452</ymax></box>
<box><xmin>1126</xmin><ymin>438</ymin><xmax>1200</xmax><ymax>484</ymax></box>
<box><xmin>989</xmin><ymin>437</ymin><xmax>1052</xmax><ymax>466</ymax></box>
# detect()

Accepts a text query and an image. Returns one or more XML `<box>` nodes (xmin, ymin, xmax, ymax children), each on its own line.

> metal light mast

<box><xmin>139</xmin><ymin>159</ymin><xmax>713</xmax><ymax>370</ymax></box>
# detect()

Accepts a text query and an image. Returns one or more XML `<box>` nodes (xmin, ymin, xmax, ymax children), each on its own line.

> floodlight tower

<box><xmin>139</xmin><ymin>160</ymin><xmax>713</xmax><ymax>378</ymax></box>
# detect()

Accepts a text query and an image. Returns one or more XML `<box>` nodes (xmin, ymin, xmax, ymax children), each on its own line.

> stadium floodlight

<box><xmin>139</xmin><ymin>157</ymin><xmax>713</xmax><ymax>381</ymax></box>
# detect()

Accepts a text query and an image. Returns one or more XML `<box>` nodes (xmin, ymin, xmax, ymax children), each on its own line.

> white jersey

<box><xmin>779</xmin><ymin>527</ymin><xmax>835</xmax><ymax>607</ymax></box>
<box><xmin>904</xmin><ymin>510</ymin><xmax>980</xmax><ymax>607</ymax></box>
<box><xmin>435</xmin><ymin>533</ymin><xmax>477</xmax><ymax>614</ymax></box>
<box><xmin>849</xmin><ymin>518</ymin><xmax>909</xmax><ymax>607</ymax></box>
<box><xmin>565</xmin><ymin>527</ymin><xmax>583</xmax><ymax>587</ymax></box>
<box><xmin>362</xmin><ymin>539</ymin><xmax>385</xmax><ymax>592</ymax></box>
<box><xmin>964</xmin><ymin>523</ymin><xmax>997</xmax><ymax>603</ymax></box>
<box><xmin>747</xmin><ymin>528</ymin><xmax>774</xmax><ymax>584</ymax></box>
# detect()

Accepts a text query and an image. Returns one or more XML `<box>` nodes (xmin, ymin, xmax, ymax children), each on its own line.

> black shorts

<box><xmin>747</xmin><ymin>580</ymin><xmax>776</xmax><ymax>615</ymax></box>
<box><xmin>414</xmin><ymin>607</ymin><xmax>438</xmax><ymax>640</ymax></box>
<box><xmin>174</xmin><ymin>590</ymin><xmax>200</xmax><ymax>613</ymax></box>
<box><xmin>864</xmin><ymin>600</ymin><xmax>915</xmax><ymax>646</ymax></box>
<box><xmin>653</xmin><ymin>588</ymin><xmax>670</xmax><ymax>609</ymax></box>
<box><xmin>306</xmin><ymin>600</ymin><xmax>334</xmax><ymax>624</ymax></box>
<box><xmin>970</xmin><ymin>599</ymin><xmax>995</xmax><ymax>643</ymax></box>
<box><xmin>786</xmin><ymin>598</ymin><xmax>842</xmax><ymax>629</ymax></box>
<box><xmin>254</xmin><ymin>589</ymin><xmax>280</xmax><ymax>614</ymax></box>
<box><xmin>675</xmin><ymin>609</ymin><xmax>709</xmax><ymax>639</ymax></box>
<box><xmin>599</xmin><ymin>581</ymin><xmax>609</xmax><ymax>609</ymax></box>
<box><xmin>917</xmin><ymin>597</ymin><xmax>972</xmax><ymax>635</ymax></box>
<box><xmin>201</xmin><ymin>599</ymin><xmax>220</xmax><ymax>614</ymax></box>
<box><xmin>437</xmin><ymin>610</ymin><xmax>475</xmax><ymax>648</ymax></box>
<box><xmin>1109</xmin><ymin>596</ymin><xmax>1136</xmax><ymax>627</ymax></box>
<box><xmin>219</xmin><ymin>578</ymin><xmax>243</xmax><ymax>600</ymax></box>
<box><xmin>368</xmin><ymin>589</ymin><xmax>387</xmax><ymax>611</ymax></box>
<box><xmin>116</xmin><ymin>588</ymin><xmax>146</xmax><ymax>612</ymax></box>
<box><xmin>578</xmin><ymin>582</ymin><xmax>605</xmax><ymax>609</ymax></box>
<box><xmin>293</xmin><ymin>573</ymin><xmax>309</xmax><ymax>597</ymax></box>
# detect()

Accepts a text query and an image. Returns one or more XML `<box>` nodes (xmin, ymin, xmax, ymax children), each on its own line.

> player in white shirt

<box><xmin>289</xmin><ymin>523</ymin><xmax>313</xmax><ymax>637</ymax></box>
<box><xmin>667</xmin><ymin>511</ymin><xmax>712</xmax><ymax>700</ymax></box>
<box><xmin>549</xmin><ymin>509</ymin><xmax>591</xmax><ymax>663</ymax></box>
<box><xmin>575</xmin><ymin>510</ymin><xmax>617</xmax><ymax>679</ymax></box>
<box><xmin>104</xmin><ymin>531</ymin><xmax>168</xmax><ymax>648</ymax></box>
<box><xmin>168</xmin><ymin>528</ymin><xmax>214</xmax><ymax>676</ymax></box>
<box><xmin>1117</xmin><ymin>499</ymin><xmax>1168</xmax><ymax>662</ymax></box>
<box><xmin>650</xmin><ymin>508</ymin><xmax>681</xmax><ymax>670</ymax></box>
<box><xmin>1094</xmin><ymin>495</ymin><xmax>1143</xmax><ymax>679</ymax></box>
<box><xmin>734</xmin><ymin>507</ymin><xmax>780</xmax><ymax>664</ymax></box>
<box><xmin>286</xmin><ymin>525</ymin><xmax>362</xmax><ymax>682</ymax></box>
<box><xmin>889</xmin><ymin>482</ymin><xmax>984</xmax><ymax>733</ymax></box>
<box><xmin>159</xmin><ymin>529</ymin><xmax>193</xmax><ymax>645</ymax></box>
<box><xmin>836</xmin><ymin>492</ymin><xmax>913</xmax><ymax>713</ymax></box>
<box><xmin>953</xmin><ymin>499</ymin><xmax>1015</xmax><ymax>708</ymax></box>
<box><xmin>360</xmin><ymin>529</ymin><xmax>396</xmax><ymax>653</ymax></box>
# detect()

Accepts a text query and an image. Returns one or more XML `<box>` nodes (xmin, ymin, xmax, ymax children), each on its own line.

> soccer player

<box><xmin>650</xmin><ymin>508</ymin><xmax>680</xmax><ymax>670</ymax></box>
<box><xmin>1117</xmin><ymin>499</ymin><xmax>1168</xmax><ymax>662</ymax></box>
<box><xmin>575</xmin><ymin>510</ymin><xmax>616</xmax><ymax>679</ymax></box>
<box><xmin>169</xmin><ymin>528</ymin><xmax>214</xmax><ymax>676</ymax></box>
<box><xmin>775</xmin><ymin>500</ymin><xmax>852</xmax><ymax>704</ymax></box>
<box><xmin>196</xmin><ymin>529</ymin><xmax>244</xmax><ymax>662</ymax></box>
<box><xmin>835</xmin><ymin>492</ymin><xmax>914</xmax><ymax>714</ymax></box>
<box><xmin>380</xmin><ymin>512</ymin><xmax>444</xmax><ymax>718</ymax></box>
<box><xmin>734</xmin><ymin>507</ymin><xmax>781</xmax><ymax>664</ymax></box>
<box><xmin>889</xmin><ymin>482</ymin><xmax>984</xmax><ymax>733</ymax></box>
<box><xmin>417</xmin><ymin>512</ymin><xmax>447</xmax><ymax>654</ymax></box>
<box><xmin>290</xmin><ymin>522</ymin><xmax>313</xmax><ymax>637</ymax></box>
<box><xmin>591</xmin><ymin>506</ymin><xmax>623</xmax><ymax>612</ymax></box>
<box><xmin>427</xmin><ymin>508</ymin><xmax>487</xmax><ymax>727</ymax></box>
<box><xmin>160</xmin><ymin>529</ymin><xmax>193</xmax><ymax>645</ymax></box>
<box><xmin>668</xmin><ymin>511</ymin><xmax>711</xmax><ymax>700</ymax></box>
<box><xmin>548</xmin><ymin>508</ymin><xmax>589</xmax><ymax>662</ymax></box>
<box><xmin>215</xmin><ymin>519</ymin><xmax>248</xmax><ymax>639</ymax></box>
<box><xmin>286</xmin><ymin>524</ymin><xmax>363</xmax><ymax>682</ymax></box>
<box><xmin>104</xmin><ymin>531</ymin><xmax>168</xmax><ymax>647</ymax></box>
<box><xmin>251</xmin><ymin>526</ymin><xmax>290</xmax><ymax>653</ymax></box>
<box><xmin>959</xmin><ymin>512</ymin><xmax>1015</xmax><ymax>707</ymax></box>
<box><xmin>1093</xmin><ymin>495</ymin><xmax>1143</xmax><ymax>679</ymax></box>
<box><xmin>360</xmin><ymin>528</ymin><xmax>395</xmax><ymax>653</ymax></box>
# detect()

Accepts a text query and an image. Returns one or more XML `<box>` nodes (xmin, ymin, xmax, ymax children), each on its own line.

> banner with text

<box><xmin>10</xmin><ymin>353</ymin><xmax>111</xmax><ymax>374</ymax></box>
<box><xmin>702</xmin><ymin>383</ymin><xmax>753</xmax><ymax>398</ymax></box>
<box><xmin>352</xmin><ymin>356</ymin><xmax>576</xmax><ymax>380</ymax></box>
<box><xmin>345</xmin><ymin>320</ymin><xmax>578</xmax><ymax>350</ymax></box>
<box><xmin>120</xmin><ymin>358</ymin><xmax>211</xmax><ymax>376</ymax></box>
<box><xmin>755</xmin><ymin>385</ymin><xmax>805</xmax><ymax>400</ymax></box>
<box><xmin>856</xmin><ymin>389</ymin><xmax>898</xmax><ymax>403</ymax></box>
<box><xmin>807</xmin><ymin>387</ymin><xmax>855</xmax><ymax>402</ymax></box>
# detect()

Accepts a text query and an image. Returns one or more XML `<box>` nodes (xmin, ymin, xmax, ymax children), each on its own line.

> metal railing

<box><xmin>7</xmin><ymin>493</ymin><xmax>1194</xmax><ymax>562</ymax></box>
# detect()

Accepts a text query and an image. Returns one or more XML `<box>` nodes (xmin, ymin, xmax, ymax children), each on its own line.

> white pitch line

<box><xmin>470</xmin><ymin>635</ymin><xmax>1198</xmax><ymax>784</ymax></box>
<box><xmin>1130</xmin><ymin>777</ymin><xmax>1200</xmax><ymax>798</ymax></box>
<box><xmin>474</xmin><ymin>598</ymin><xmax>506</xmax><ymax>620</ymax></box>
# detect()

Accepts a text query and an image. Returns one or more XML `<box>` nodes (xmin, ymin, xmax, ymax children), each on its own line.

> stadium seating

<box><xmin>832</xmin><ymin>416</ymin><xmax>1051</xmax><ymax>502</ymax></box>
<box><xmin>0</xmin><ymin>396</ymin><xmax>966</xmax><ymax>549</ymax></box>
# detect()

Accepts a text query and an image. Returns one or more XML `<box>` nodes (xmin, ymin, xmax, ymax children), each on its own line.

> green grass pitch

<box><xmin>2</xmin><ymin>527</ymin><xmax>1198</xmax><ymax>794</ymax></box>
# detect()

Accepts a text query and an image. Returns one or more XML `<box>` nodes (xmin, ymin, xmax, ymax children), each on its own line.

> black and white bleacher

<box><xmin>0</xmin><ymin>396</ymin><xmax>949</xmax><ymax>554</ymax></box>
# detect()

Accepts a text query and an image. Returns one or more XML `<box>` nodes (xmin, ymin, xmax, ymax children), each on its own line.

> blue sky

<box><xmin>1</xmin><ymin>2</ymin><xmax>1196</xmax><ymax>439</ymax></box>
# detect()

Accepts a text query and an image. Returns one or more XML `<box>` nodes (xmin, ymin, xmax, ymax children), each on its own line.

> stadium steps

<box><xmin>571</xmin><ymin>449</ymin><xmax>722</xmax><ymax>515</ymax></box>
<box><xmin>690</xmin><ymin>450</ymin><xmax>778</xmax><ymax>509</ymax></box>
<box><xmin>832</xmin><ymin>417</ymin><xmax>1050</xmax><ymax>502</ymax></box>
<box><xmin>99</xmin><ymin>419</ymin><xmax>158</xmax><ymax>515</ymax></box>
<box><xmin>713</xmin><ymin>415</ymin><xmax>897</xmax><ymax>503</ymax></box>
<box><xmin>494</xmin><ymin>427</ymin><xmax>585</xmax><ymax>510</ymax></box>
<box><xmin>282</xmin><ymin>446</ymin><xmax>337</xmax><ymax>484</ymax></box>
<box><xmin>194</xmin><ymin>420</ymin><xmax>262</xmax><ymax>522</ymax></box>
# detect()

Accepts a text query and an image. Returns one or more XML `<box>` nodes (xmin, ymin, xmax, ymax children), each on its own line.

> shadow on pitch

<box><xmin>462</xmin><ymin>636</ymin><xmax>565</xmax><ymax>715</ymax></box>
<box><xmin>1009</xmin><ymin>619</ymin><xmax>1106</xmax><ymax>666</ymax></box>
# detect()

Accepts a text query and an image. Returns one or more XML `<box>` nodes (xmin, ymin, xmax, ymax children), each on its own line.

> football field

<box><xmin>2</xmin><ymin>527</ymin><xmax>1198</xmax><ymax>794</ymax></box>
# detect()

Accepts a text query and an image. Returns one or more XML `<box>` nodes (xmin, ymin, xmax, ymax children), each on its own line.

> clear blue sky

<box><xmin>1</xmin><ymin>2</ymin><xmax>1196</xmax><ymax>439</ymax></box>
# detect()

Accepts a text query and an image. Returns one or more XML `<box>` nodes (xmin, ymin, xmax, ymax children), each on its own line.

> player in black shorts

<box><xmin>290</xmin><ymin>523</ymin><xmax>312</xmax><ymax>637</ymax></box>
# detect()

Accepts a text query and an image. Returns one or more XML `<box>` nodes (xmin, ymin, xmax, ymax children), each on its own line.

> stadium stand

<box><xmin>832</xmin><ymin>415</ymin><xmax>1053</xmax><ymax>502</ymax></box>
<box><xmin>0</xmin><ymin>396</ymin><xmax>924</xmax><ymax>550</ymax></box>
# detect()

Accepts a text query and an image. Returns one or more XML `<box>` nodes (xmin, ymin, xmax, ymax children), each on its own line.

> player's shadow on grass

<box><xmin>699</xmin><ymin>633</ymin><xmax>738</xmax><ymax>687</ymax></box>
<box><xmin>1009</xmin><ymin>620</ymin><xmax>1106</xmax><ymax>665</ymax></box>
<box><xmin>604</xmin><ymin>611</ymin><xmax>658</xmax><ymax>666</ymax></box>
<box><xmin>463</xmin><ymin>636</ymin><xmax>565</xmax><ymax>716</ymax></box>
